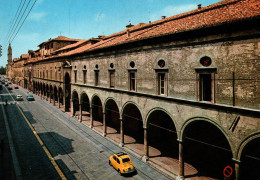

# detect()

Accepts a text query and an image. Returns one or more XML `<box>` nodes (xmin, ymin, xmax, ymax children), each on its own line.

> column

<box><xmin>103</xmin><ymin>112</ymin><xmax>106</xmax><ymax>137</ymax></box>
<box><xmin>142</xmin><ymin>127</ymin><xmax>149</xmax><ymax>162</ymax></box>
<box><xmin>58</xmin><ymin>95</ymin><xmax>60</xmax><ymax>108</ymax></box>
<box><xmin>53</xmin><ymin>95</ymin><xmax>55</xmax><ymax>106</ymax></box>
<box><xmin>79</xmin><ymin>104</ymin><xmax>82</xmax><ymax>122</ymax></box>
<box><xmin>90</xmin><ymin>106</ymin><xmax>93</xmax><ymax>128</ymax></box>
<box><xmin>233</xmin><ymin>158</ymin><xmax>240</xmax><ymax>180</ymax></box>
<box><xmin>178</xmin><ymin>139</ymin><xmax>184</xmax><ymax>179</ymax></box>
<box><xmin>119</xmin><ymin>118</ymin><xmax>124</xmax><ymax>147</ymax></box>
<box><xmin>71</xmin><ymin>99</ymin><xmax>74</xmax><ymax>117</ymax></box>
<box><xmin>49</xmin><ymin>92</ymin><xmax>52</xmax><ymax>103</ymax></box>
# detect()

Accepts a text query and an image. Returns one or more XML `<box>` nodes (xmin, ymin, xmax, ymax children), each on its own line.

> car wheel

<box><xmin>109</xmin><ymin>160</ymin><xmax>111</xmax><ymax>166</ymax></box>
<box><xmin>118</xmin><ymin>169</ymin><xmax>122</xmax><ymax>176</ymax></box>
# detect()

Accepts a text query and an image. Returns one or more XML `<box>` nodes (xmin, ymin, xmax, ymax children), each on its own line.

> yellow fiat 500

<box><xmin>109</xmin><ymin>152</ymin><xmax>136</xmax><ymax>175</ymax></box>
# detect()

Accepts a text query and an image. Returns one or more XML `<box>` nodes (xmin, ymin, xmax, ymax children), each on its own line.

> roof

<box><xmin>28</xmin><ymin>0</ymin><xmax>260</xmax><ymax>63</ymax></box>
<box><xmin>64</xmin><ymin>0</ymin><xmax>260</xmax><ymax>57</ymax></box>
<box><xmin>20</xmin><ymin>54</ymin><xmax>29</xmax><ymax>59</ymax></box>
<box><xmin>13</xmin><ymin>58</ymin><xmax>20</xmax><ymax>62</ymax></box>
<box><xmin>38</xmin><ymin>36</ymin><xmax>81</xmax><ymax>46</ymax></box>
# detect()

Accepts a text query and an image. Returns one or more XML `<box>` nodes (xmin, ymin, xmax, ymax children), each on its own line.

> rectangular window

<box><xmin>129</xmin><ymin>72</ymin><xmax>136</xmax><ymax>91</ymax></box>
<box><xmin>158</xmin><ymin>73</ymin><xmax>166</xmax><ymax>95</ymax></box>
<box><xmin>74</xmin><ymin>71</ymin><xmax>77</xmax><ymax>83</ymax></box>
<box><xmin>95</xmin><ymin>71</ymin><xmax>99</xmax><ymax>86</ymax></box>
<box><xmin>83</xmin><ymin>71</ymin><xmax>87</xmax><ymax>84</ymax></box>
<box><xmin>55</xmin><ymin>71</ymin><xmax>57</xmax><ymax>80</ymax></box>
<box><xmin>199</xmin><ymin>74</ymin><xmax>212</xmax><ymax>101</ymax></box>
<box><xmin>46</xmin><ymin>70</ymin><xmax>48</xmax><ymax>78</ymax></box>
<box><xmin>50</xmin><ymin>70</ymin><xmax>52</xmax><ymax>79</ymax></box>
<box><xmin>110</xmin><ymin>71</ymin><xmax>115</xmax><ymax>88</ymax></box>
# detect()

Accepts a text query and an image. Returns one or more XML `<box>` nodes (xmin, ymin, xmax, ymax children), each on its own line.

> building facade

<box><xmin>7</xmin><ymin>0</ymin><xmax>260</xmax><ymax>179</ymax></box>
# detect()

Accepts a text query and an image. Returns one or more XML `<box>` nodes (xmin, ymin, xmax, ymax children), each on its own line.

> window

<box><xmin>129</xmin><ymin>72</ymin><xmax>136</xmax><ymax>91</ymax></box>
<box><xmin>83</xmin><ymin>70</ymin><xmax>87</xmax><ymax>84</ymax></box>
<box><xmin>50</xmin><ymin>70</ymin><xmax>52</xmax><ymax>79</ymax></box>
<box><xmin>95</xmin><ymin>71</ymin><xmax>99</xmax><ymax>86</ymax></box>
<box><xmin>46</xmin><ymin>70</ymin><xmax>48</xmax><ymax>78</ymax></box>
<box><xmin>196</xmin><ymin>56</ymin><xmax>215</xmax><ymax>103</ymax></box>
<box><xmin>199</xmin><ymin>74</ymin><xmax>212</xmax><ymax>101</ymax></box>
<box><xmin>74</xmin><ymin>70</ymin><xmax>77</xmax><ymax>83</ymax></box>
<box><xmin>110</xmin><ymin>71</ymin><xmax>115</xmax><ymax>88</ymax></box>
<box><xmin>158</xmin><ymin>73</ymin><xmax>166</xmax><ymax>95</ymax></box>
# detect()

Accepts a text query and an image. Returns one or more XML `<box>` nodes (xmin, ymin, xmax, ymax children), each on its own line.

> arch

<box><xmin>43</xmin><ymin>83</ymin><xmax>46</xmax><ymax>96</ymax></box>
<box><xmin>180</xmin><ymin>117</ymin><xmax>231</xmax><ymax>145</ymax></box>
<box><xmin>104</xmin><ymin>98</ymin><xmax>120</xmax><ymax>141</ymax></box>
<box><xmin>64</xmin><ymin>72</ymin><xmax>71</xmax><ymax>112</ymax></box>
<box><xmin>72</xmin><ymin>90</ymin><xmax>79</xmax><ymax>116</ymax></box>
<box><xmin>237</xmin><ymin>132</ymin><xmax>260</xmax><ymax>160</ymax></box>
<box><xmin>181</xmin><ymin>117</ymin><xmax>233</xmax><ymax>179</ymax></box>
<box><xmin>122</xmin><ymin>102</ymin><xmax>144</xmax><ymax>151</ymax></box>
<box><xmin>46</xmin><ymin>84</ymin><xmax>49</xmax><ymax>98</ymax></box>
<box><xmin>237</xmin><ymin>133</ymin><xmax>260</xmax><ymax>180</ymax></box>
<box><xmin>92</xmin><ymin>95</ymin><xmax>103</xmax><ymax>122</ymax></box>
<box><xmin>80</xmin><ymin>92</ymin><xmax>90</xmax><ymax>122</ymax></box>
<box><xmin>144</xmin><ymin>107</ymin><xmax>177</xmax><ymax>130</ymax></box>
<box><xmin>54</xmin><ymin>85</ymin><xmax>58</xmax><ymax>103</ymax></box>
<box><xmin>145</xmin><ymin>108</ymin><xmax>178</xmax><ymax>169</ymax></box>
<box><xmin>121</xmin><ymin>101</ymin><xmax>143</xmax><ymax>120</ymax></box>
<box><xmin>104</xmin><ymin>97</ymin><xmax>120</xmax><ymax>113</ymax></box>
<box><xmin>58</xmin><ymin>86</ymin><xmax>63</xmax><ymax>106</ymax></box>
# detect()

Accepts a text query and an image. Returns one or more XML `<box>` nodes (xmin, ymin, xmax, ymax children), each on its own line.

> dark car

<box><xmin>0</xmin><ymin>84</ymin><xmax>2</xmax><ymax>90</ymax></box>
<box><xmin>26</xmin><ymin>94</ymin><xmax>35</xmax><ymax>101</ymax></box>
<box><xmin>14</xmin><ymin>85</ymin><xmax>19</xmax><ymax>89</ymax></box>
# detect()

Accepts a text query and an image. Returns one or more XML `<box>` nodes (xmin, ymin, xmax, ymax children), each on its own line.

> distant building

<box><xmin>8</xmin><ymin>0</ymin><xmax>260</xmax><ymax>179</ymax></box>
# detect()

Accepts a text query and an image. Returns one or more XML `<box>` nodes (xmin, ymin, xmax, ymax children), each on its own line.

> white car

<box><xmin>16</xmin><ymin>95</ymin><xmax>23</xmax><ymax>101</ymax></box>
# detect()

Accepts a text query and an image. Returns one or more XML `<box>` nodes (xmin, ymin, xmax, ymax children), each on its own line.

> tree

<box><xmin>0</xmin><ymin>66</ymin><xmax>6</xmax><ymax>75</ymax></box>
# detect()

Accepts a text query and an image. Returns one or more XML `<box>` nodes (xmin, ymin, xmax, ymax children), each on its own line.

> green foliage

<box><xmin>0</xmin><ymin>66</ymin><xmax>6</xmax><ymax>74</ymax></box>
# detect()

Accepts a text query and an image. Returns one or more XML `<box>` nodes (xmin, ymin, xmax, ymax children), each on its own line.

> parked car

<box><xmin>8</xmin><ymin>85</ymin><xmax>12</xmax><ymax>90</ymax></box>
<box><xmin>14</xmin><ymin>85</ymin><xmax>19</xmax><ymax>89</ymax></box>
<box><xmin>109</xmin><ymin>152</ymin><xmax>136</xmax><ymax>175</ymax></box>
<box><xmin>5</xmin><ymin>82</ymin><xmax>8</xmax><ymax>86</ymax></box>
<box><xmin>26</xmin><ymin>94</ymin><xmax>35</xmax><ymax>101</ymax></box>
<box><xmin>0</xmin><ymin>84</ymin><xmax>2</xmax><ymax>90</ymax></box>
<box><xmin>16</xmin><ymin>95</ymin><xmax>23</xmax><ymax>101</ymax></box>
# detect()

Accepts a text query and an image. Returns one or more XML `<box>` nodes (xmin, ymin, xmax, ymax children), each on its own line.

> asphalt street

<box><xmin>0</xmin><ymin>80</ymin><xmax>172</xmax><ymax>180</ymax></box>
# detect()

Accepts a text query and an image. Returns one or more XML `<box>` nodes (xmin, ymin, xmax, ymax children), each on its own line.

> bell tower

<box><xmin>8</xmin><ymin>43</ymin><xmax>12</xmax><ymax>64</ymax></box>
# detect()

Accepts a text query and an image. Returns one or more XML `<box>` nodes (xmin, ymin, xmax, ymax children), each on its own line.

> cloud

<box><xmin>95</xmin><ymin>12</ymin><xmax>105</xmax><ymax>22</ymax></box>
<box><xmin>150</xmin><ymin>4</ymin><xmax>197</xmax><ymax>21</ymax></box>
<box><xmin>28</xmin><ymin>12</ymin><xmax>47</xmax><ymax>22</ymax></box>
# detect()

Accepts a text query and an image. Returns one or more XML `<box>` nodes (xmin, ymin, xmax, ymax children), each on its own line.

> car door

<box><xmin>112</xmin><ymin>155</ymin><xmax>117</xmax><ymax>168</ymax></box>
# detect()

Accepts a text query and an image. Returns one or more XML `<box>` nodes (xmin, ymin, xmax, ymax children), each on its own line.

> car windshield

<box><xmin>17</xmin><ymin>95</ymin><xmax>22</xmax><ymax>97</ymax></box>
<box><xmin>122</xmin><ymin>158</ymin><xmax>130</xmax><ymax>163</ymax></box>
<box><xmin>28</xmin><ymin>95</ymin><xmax>33</xmax><ymax>97</ymax></box>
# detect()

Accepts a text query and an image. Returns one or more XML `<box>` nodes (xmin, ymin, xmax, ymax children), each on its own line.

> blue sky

<box><xmin>0</xmin><ymin>0</ymin><xmax>221</xmax><ymax>67</ymax></box>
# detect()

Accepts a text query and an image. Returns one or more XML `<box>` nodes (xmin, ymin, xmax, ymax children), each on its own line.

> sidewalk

<box><xmin>0</xmin><ymin>96</ymin><xmax>16</xmax><ymax>179</ymax></box>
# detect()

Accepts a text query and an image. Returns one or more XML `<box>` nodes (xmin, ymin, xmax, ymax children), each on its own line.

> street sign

<box><xmin>223</xmin><ymin>165</ymin><xmax>233</xmax><ymax>178</ymax></box>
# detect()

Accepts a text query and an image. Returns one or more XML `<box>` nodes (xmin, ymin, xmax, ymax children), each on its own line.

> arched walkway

<box><xmin>182</xmin><ymin>120</ymin><xmax>233</xmax><ymax>179</ymax></box>
<box><xmin>50</xmin><ymin>85</ymin><xmax>53</xmax><ymax>103</ymax></box>
<box><xmin>122</xmin><ymin>103</ymin><xmax>144</xmax><ymax>154</ymax></box>
<box><xmin>46</xmin><ymin>84</ymin><xmax>49</xmax><ymax>100</ymax></box>
<box><xmin>240</xmin><ymin>137</ymin><xmax>260</xmax><ymax>180</ymax></box>
<box><xmin>72</xmin><ymin>91</ymin><xmax>79</xmax><ymax>117</ymax></box>
<box><xmin>146</xmin><ymin>109</ymin><xmax>178</xmax><ymax>174</ymax></box>
<box><xmin>80</xmin><ymin>93</ymin><xmax>90</xmax><ymax>123</ymax></box>
<box><xmin>92</xmin><ymin>96</ymin><xmax>103</xmax><ymax>130</ymax></box>
<box><xmin>65</xmin><ymin>73</ymin><xmax>71</xmax><ymax>112</ymax></box>
<box><xmin>105</xmin><ymin>99</ymin><xmax>120</xmax><ymax>142</ymax></box>
<box><xmin>54</xmin><ymin>86</ymin><xmax>58</xmax><ymax>105</ymax></box>
<box><xmin>58</xmin><ymin>87</ymin><xmax>63</xmax><ymax>109</ymax></box>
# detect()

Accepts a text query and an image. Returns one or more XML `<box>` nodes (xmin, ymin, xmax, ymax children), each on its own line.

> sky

<box><xmin>0</xmin><ymin>0</ymin><xmax>221</xmax><ymax>67</ymax></box>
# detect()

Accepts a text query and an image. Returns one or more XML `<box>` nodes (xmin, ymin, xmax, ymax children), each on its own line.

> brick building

<box><xmin>7</xmin><ymin>0</ymin><xmax>260</xmax><ymax>179</ymax></box>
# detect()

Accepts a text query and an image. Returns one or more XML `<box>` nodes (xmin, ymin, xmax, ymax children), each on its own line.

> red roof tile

<box><xmin>28</xmin><ymin>0</ymin><xmax>260</xmax><ymax>63</ymax></box>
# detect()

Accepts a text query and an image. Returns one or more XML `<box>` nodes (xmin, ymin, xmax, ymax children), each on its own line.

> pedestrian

<box><xmin>5</xmin><ymin>99</ymin><xmax>8</xmax><ymax>106</ymax></box>
<box><xmin>0</xmin><ymin>139</ymin><xmax>4</xmax><ymax>156</ymax></box>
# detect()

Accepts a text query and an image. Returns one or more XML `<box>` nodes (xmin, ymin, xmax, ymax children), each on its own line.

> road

<box><xmin>0</xmin><ymin>77</ymin><xmax>171</xmax><ymax>180</ymax></box>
